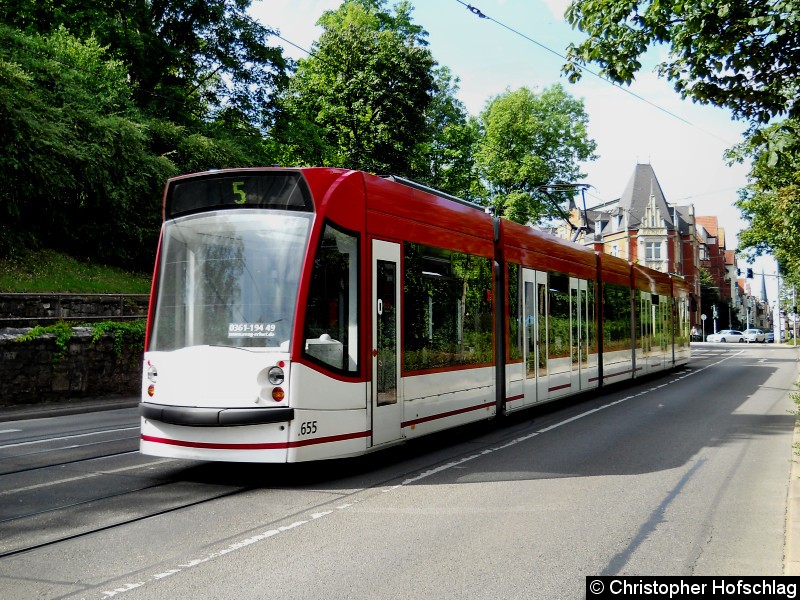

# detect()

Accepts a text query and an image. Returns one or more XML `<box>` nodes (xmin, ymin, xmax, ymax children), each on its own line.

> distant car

<box><xmin>743</xmin><ymin>328</ymin><xmax>766</xmax><ymax>343</ymax></box>
<box><xmin>765</xmin><ymin>332</ymin><xmax>775</xmax><ymax>343</ymax></box>
<box><xmin>706</xmin><ymin>329</ymin><xmax>745</xmax><ymax>343</ymax></box>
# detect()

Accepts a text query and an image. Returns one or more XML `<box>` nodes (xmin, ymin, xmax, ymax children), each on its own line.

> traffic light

<box><xmin>746</xmin><ymin>268</ymin><xmax>754</xmax><ymax>278</ymax></box>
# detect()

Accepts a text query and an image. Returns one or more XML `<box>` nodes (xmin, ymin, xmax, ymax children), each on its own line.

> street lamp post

<box><xmin>794</xmin><ymin>286</ymin><xmax>798</xmax><ymax>346</ymax></box>
<box><xmin>746</xmin><ymin>297</ymin><xmax>750</xmax><ymax>329</ymax></box>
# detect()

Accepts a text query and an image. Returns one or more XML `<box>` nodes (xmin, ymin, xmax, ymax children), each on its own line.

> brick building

<box><xmin>555</xmin><ymin>162</ymin><xmax>739</xmax><ymax>331</ymax></box>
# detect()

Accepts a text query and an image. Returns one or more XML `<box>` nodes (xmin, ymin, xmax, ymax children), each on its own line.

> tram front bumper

<box><xmin>139</xmin><ymin>402</ymin><xmax>295</xmax><ymax>427</ymax></box>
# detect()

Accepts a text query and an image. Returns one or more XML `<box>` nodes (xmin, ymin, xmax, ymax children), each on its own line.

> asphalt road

<box><xmin>0</xmin><ymin>343</ymin><xmax>797</xmax><ymax>599</ymax></box>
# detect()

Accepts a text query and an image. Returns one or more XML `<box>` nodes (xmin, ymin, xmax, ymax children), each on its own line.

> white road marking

<box><xmin>0</xmin><ymin>427</ymin><xmax>139</xmax><ymax>450</ymax></box>
<box><xmin>0</xmin><ymin>458</ymin><xmax>173</xmax><ymax>496</ymax></box>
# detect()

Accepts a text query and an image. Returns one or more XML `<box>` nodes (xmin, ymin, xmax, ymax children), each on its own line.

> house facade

<box><xmin>554</xmin><ymin>163</ymin><xmax>744</xmax><ymax>333</ymax></box>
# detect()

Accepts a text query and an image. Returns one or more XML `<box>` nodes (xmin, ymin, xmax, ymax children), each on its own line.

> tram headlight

<box><xmin>147</xmin><ymin>364</ymin><xmax>158</xmax><ymax>383</ymax></box>
<box><xmin>267</xmin><ymin>366</ymin><xmax>284</xmax><ymax>385</ymax></box>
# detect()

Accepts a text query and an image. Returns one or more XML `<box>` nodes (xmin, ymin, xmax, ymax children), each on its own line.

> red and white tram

<box><xmin>139</xmin><ymin>168</ymin><xmax>692</xmax><ymax>463</ymax></box>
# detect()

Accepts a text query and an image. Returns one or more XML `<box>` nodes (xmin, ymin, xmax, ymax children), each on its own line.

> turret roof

<box><xmin>619</xmin><ymin>163</ymin><xmax>673</xmax><ymax>229</ymax></box>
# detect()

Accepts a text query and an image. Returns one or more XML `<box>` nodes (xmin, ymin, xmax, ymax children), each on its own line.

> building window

<box><xmin>645</xmin><ymin>242</ymin><xmax>662</xmax><ymax>260</ymax></box>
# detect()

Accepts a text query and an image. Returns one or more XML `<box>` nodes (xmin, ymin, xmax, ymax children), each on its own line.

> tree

<box><xmin>474</xmin><ymin>85</ymin><xmax>597</xmax><ymax>224</ymax></box>
<box><xmin>0</xmin><ymin>24</ymin><xmax>170</xmax><ymax>266</ymax></box>
<box><xmin>729</xmin><ymin>120</ymin><xmax>800</xmax><ymax>285</ymax></box>
<box><xmin>0</xmin><ymin>23</ymin><xmax>281</xmax><ymax>268</ymax></box>
<box><xmin>560</xmin><ymin>1</ymin><xmax>800</xmax><ymax>279</ymax></box>
<box><xmin>563</xmin><ymin>0</ymin><xmax>800</xmax><ymax>124</ymax></box>
<box><xmin>274</xmin><ymin>0</ymin><xmax>435</xmax><ymax>174</ymax></box>
<box><xmin>412</xmin><ymin>67</ymin><xmax>483</xmax><ymax>200</ymax></box>
<box><xmin>699</xmin><ymin>267</ymin><xmax>736</xmax><ymax>329</ymax></box>
<box><xmin>1</xmin><ymin>0</ymin><xmax>289</xmax><ymax>130</ymax></box>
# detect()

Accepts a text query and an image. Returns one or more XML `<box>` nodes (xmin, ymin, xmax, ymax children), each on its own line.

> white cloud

<box><xmin>540</xmin><ymin>0</ymin><xmax>571</xmax><ymax>20</ymax></box>
<box><xmin>250</xmin><ymin>0</ymin><xmax>340</xmax><ymax>59</ymax></box>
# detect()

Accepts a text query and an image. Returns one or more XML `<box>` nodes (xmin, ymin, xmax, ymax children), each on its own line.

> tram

<box><xmin>139</xmin><ymin>168</ymin><xmax>691</xmax><ymax>462</ymax></box>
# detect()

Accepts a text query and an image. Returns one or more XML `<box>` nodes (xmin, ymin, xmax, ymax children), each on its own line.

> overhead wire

<box><xmin>257</xmin><ymin>14</ymin><xmax>739</xmax><ymax>218</ymax></box>
<box><xmin>201</xmin><ymin>11</ymin><xmax>733</xmax><ymax>213</ymax></box>
<box><xmin>455</xmin><ymin>0</ymin><xmax>738</xmax><ymax>147</ymax></box>
<box><xmin>271</xmin><ymin>32</ymin><xmax>313</xmax><ymax>57</ymax></box>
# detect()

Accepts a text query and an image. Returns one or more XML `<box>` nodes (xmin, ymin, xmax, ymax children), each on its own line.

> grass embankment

<box><xmin>0</xmin><ymin>249</ymin><xmax>151</xmax><ymax>293</ymax></box>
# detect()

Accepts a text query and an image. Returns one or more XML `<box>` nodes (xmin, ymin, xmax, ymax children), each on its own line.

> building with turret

<box><xmin>554</xmin><ymin>163</ymin><xmax>737</xmax><ymax>332</ymax></box>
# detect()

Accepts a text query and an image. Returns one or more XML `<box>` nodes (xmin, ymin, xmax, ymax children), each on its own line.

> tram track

<box><xmin>0</xmin><ymin>434</ymin><xmax>139</xmax><ymax>457</ymax></box>
<box><xmin>0</xmin><ymin>424</ymin><xmax>140</xmax><ymax>476</ymax></box>
<box><xmin>0</xmin><ymin>479</ymin><xmax>176</xmax><ymax>524</ymax></box>
<box><xmin>0</xmin><ymin>416</ymin><xmax>236</xmax><ymax>560</ymax></box>
<box><xmin>0</xmin><ymin>426</ymin><xmax>139</xmax><ymax>451</ymax></box>
<box><xmin>0</xmin><ymin>448</ymin><xmax>139</xmax><ymax>476</ymax></box>
<box><xmin>0</xmin><ymin>483</ymin><xmax>256</xmax><ymax>560</ymax></box>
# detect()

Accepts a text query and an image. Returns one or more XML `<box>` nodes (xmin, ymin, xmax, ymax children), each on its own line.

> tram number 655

<box><xmin>299</xmin><ymin>421</ymin><xmax>318</xmax><ymax>436</ymax></box>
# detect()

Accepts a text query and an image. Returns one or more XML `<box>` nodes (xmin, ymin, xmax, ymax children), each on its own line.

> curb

<box><xmin>0</xmin><ymin>396</ymin><xmax>139</xmax><ymax>422</ymax></box>
<box><xmin>788</xmin><ymin>432</ymin><xmax>800</xmax><ymax>575</ymax></box>
<box><xmin>785</xmin><ymin>354</ymin><xmax>800</xmax><ymax>575</ymax></box>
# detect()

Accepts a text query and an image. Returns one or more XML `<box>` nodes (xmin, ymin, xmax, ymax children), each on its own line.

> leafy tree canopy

<box><xmin>274</xmin><ymin>0</ymin><xmax>435</xmax><ymax>174</ymax></box>
<box><xmin>561</xmin><ymin>0</ymin><xmax>800</xmax><ymax>278</ymax></box>
<box><xmin>475</xmin><ymin>85</ymin><xmax>597</xmax><ymax>224</ymax></box>
<box><xmin>412</xmin><ymin>66</ymin><xmax>482</xmax><ymax>200</ymax></box>
<box><xmin>0</xmin><ymin>24</ymin><xmax>170</xmax><ymax>266</ymax></box>
<box><xmin>0</xmin><ymin>22</ymin><xmax>280</xmax><ymax>268</ymax></box>
<box><xmin>0</xmin><ymin>1</ymin><xmax>603</xmax><ymax>271</ymax></box>
<box><xmin>729</xmin><ymin>120</ymin><xmax>800</xmax><ymax>285</ymax></box>
<box><xmin>563</xmin><ymin>0</ymin><xmax>800</xmax><ymax>124</ymax></box>
<box><xmin>1</xmin><ymin>0</ymin><xmax>289</xmax><ymax>129</ymax></box>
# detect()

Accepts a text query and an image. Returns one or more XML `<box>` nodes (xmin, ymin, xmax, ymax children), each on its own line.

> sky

<box><xmin>249</xmin><ymin>0</ymin><xmax>781</xmax><ymax>293</ymax></box>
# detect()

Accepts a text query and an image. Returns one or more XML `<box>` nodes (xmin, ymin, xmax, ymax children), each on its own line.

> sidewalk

<box><xmin>785</xmin><ymin>351</ymin><xmax>800</xmax><ymax>574</ymax></box>
<box><xmin>0</xmin><ymin>395</ymin><xmax>139</xmax><ymax>422</ymax></box>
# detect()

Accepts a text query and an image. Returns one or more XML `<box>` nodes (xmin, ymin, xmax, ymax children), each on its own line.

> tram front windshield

<box><xmin>149</xmin><ymin>210</ymin><xmax>312</xmax><ymax>351</ymax></box>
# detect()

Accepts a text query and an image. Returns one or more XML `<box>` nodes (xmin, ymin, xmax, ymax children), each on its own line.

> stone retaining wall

<box><xmin>0</xmin><ymin>327</ymin><xmax>142</xmax><ymax>406</ymax></box>
<box><xmin>0</xmin><ymin>293</ymin><xmax>149</xmax><ymax>327</ymax></box>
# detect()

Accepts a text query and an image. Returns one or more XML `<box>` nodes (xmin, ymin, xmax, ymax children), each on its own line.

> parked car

<box><xmin>743</xmin><ymin>328</ymin><xmax>766</xmax><ymax>343</ymax></box>
<box><xmin>706</xmin><ymin>329</ymin><xmax>745</xmax><ymax>343</ymax></box>
<box><xmin>766</xmin><ymin>331</ymin><xmax>790</xmax><ymax>342</ymax></box>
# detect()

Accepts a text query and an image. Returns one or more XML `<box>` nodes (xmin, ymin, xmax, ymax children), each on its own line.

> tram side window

<box><xmin>639</xmin><ymin>291</ymin><xmax>653</xmax><ymax>352</ymax></box>
<box><xmin>586</xmin><ymin>280</ymin><xmax>598</xmax><ymax>358</ymax></box>
<box><xmin>675</xmin><ymin>297</ymin><xmax>689</xmax><ymax>347</ymax></box>
<box><xmin>548</xmin><ymin>272</ymin><xmax>570</xmax><ymax>361</ymax></box>
<box><xmin>303</xmin><ymin>222</ymin><xmax>359</xmax><ymax>373</ymax></box>
<box><xmin>572</xmin><ymin>278</ymin><xmax>597</xmax><ymax>366</ymax></box>
<box><xmin>507</xmin><ymin>263</ymin><xmax>522</xmax><ymax>361</ymax></box>
<box><xmin>403</xmin><ymin>242</ymin><xmax>493</xmax><ymax>372</ymax></box>
<box><xmin>603</xmin><ymin>283</ymin><xmax>632</xmax><ymax>351</ymax></box>
<box><xmin>685</xmin><ymin>299</ymin><xmax>692</xmax><ymax>344</ymax></box>
<box><xmin>658</xmin><ymin>294</ymin><xmax>670</xmax><ymax>350</ymax></box>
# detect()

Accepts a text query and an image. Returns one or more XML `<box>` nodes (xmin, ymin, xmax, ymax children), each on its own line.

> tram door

<box><xmin>570</xmin><ymin>278</ymin><xmax>595</xmax><ymax>390</ymax></box>
<box><xmin>637</xmin><ymin>291</ymin><xmax>653</xmax><ymax>375</ymax></box>
<box><xmin>371</xmin><ymin>240</ymin><xmax>402</xmax><ymax>446</ymax></box>
<box><xmin>522</xmin><ymin>269</ymin><xmax>548</xmax><ymax>405</ymax></box>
